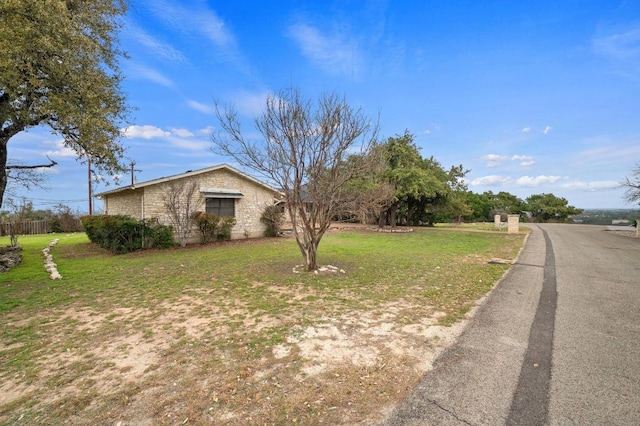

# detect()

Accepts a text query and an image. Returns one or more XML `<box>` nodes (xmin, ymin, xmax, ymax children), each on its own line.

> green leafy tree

<box><xmin>525</xmin><ymin>193</ymin><xmax>582</xmax><ymax>222</ymax></box>
<box><xmin>483</xmin><ymin>191</ymin><xmax>525</xmax><ymax>221</ymax></box>
<box><xmin>379</xmin><ymin>131</ymin><xmax>432</xmax><ymax>226</ymax></box>
<box><xmin>378</xmin><ymin>132</ymin><xmax>468</xmax><ymax>226</ymax></box>
<box><xmin>429</xmin><ymin>163</ymin><xmax>471</xmax><ymax>224</ymax></box>
<box><xmin>460</xmin><ymin>191</ymin><xmax>491</xmax><ymax>222</ymax></box>
<box><xmin>404</xmin><ymin>157</ymin><xmax>452</xmax><ymax>226</ymax></box>
<box><xmin>0</xmin><ymin>0</ymin><xmax>130</xmax><ymax>208</ymax></box>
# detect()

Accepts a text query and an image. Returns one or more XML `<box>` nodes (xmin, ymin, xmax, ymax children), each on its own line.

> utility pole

<box><xmin>130</xmin><ymin>160</ymin><xmax>141</xmax><ymax>186</ymax></box>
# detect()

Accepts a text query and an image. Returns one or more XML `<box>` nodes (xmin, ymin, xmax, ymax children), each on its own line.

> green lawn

<box><xmin>1</xmin><ymin>228</ymin><xmax>525</xmax><ymax>425</ymax></box>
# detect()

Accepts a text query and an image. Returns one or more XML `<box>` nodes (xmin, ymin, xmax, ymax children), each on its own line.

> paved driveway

<box><xmin>379</xmin><ymin>224</ymin><xmax>640</xmax><ymax>425</ymax></box>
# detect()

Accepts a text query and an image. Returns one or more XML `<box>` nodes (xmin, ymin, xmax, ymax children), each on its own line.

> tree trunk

<box><xmin>294</xmin><ymin>231</ymin><xmax>319</xmax><ymax>271</ymax></box>
<box><xmin>378</xmin><ymin>207</ymin><xmax>386</xmax><ymax>228</ymax></box>
<box><xmin>303</xmin><ymin>241</ymin><xmax>318</xmax><ymax>271</ymax></box>
<box><xmin>0</xmin><ymin>138</ymin><xmax>8</xmax><ymax>210</ymax></box>
<box><xmin>289</xmin><ymin>212</ymin><xmax>321</xmax><ymax>271</ymax></box>
<box><xmin>389</xmin><ymin>203</ymin><xmax>397</xmax><ymax>228</ymax></box>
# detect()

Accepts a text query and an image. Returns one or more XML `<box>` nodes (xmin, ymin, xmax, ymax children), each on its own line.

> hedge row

<box><xmin>81</xmin><ymin>215</ymin><xmax>175</xmax><ymax>254</ymax></box>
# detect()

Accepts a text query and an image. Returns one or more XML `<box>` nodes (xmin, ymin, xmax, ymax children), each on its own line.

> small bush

<box><xmin>191</xmin><ymin>212</ymin><xmax>235</xmax><ymax>243</ymax></box>
<box><xmin>216</xmin><ymin>216</ymin><xmax>236</xmax><ymax>241</ymax></box>
<box><xmin>260</xmin><ymin>205</ymin><xmax>284</xmax><ymax>237</ymax></box>
<box><xmin>192</xmin><ymin>212</ymin><xmax>220</xmax><ymax>244</ymax></box>
<box><xmin>81</xmin><ymin>215</ymin><xmax>176</xmax><ymax>253</ymax></box>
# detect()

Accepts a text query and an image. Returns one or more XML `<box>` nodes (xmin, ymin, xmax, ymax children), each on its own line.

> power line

<box><xmin>18</xmin><ymin>197</ymin><xmax>89</xmax><ymax>203</ymax></box>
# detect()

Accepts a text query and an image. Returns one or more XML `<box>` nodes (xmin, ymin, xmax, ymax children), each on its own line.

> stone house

<box><xmin>96</xmin><ymin>164</ymin><xmax>283</xmax><ymax>242</ymax></box>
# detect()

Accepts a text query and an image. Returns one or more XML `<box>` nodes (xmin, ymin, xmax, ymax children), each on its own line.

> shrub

<box><xmin>260</xmin><ymin>205</ymin><xmax>284</xmax><ymax>237</ymax></box>
<box><xmin>191</xmin><ymin>212</ymin><xmax>235</xmax><ymax>243</ymax></box>
<box><xmin>192</xmin><ymin>212</ymin><xmax>220</xmax><ymax>244</ymax></box>
<box><xmin>216</xmin><ymin>216</ymin><xmax>236</xmax><ymax>241</ymax></box>
<box><xmin>81</xmin><ymin>215</ymin><xmax>176</xmax><ymax>253</ymax></box>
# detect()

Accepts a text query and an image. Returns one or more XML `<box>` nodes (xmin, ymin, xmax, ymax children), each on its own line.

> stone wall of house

<box><xmin>104</xmin><ymin>169</ymin><xmax>279</xmax><ymax>241</ymax></box>
<box><xmin>103</xmin><ymin>189</ymin><xmax>144</xmax><ymax>218</ymax></box>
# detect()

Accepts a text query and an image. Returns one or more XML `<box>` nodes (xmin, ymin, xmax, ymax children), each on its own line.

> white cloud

<box><xmin>128</xmin><ymin>63</ymin><xmax>174</xmax><ymax>88</ymax></box>
<box><xmin>480</xmin><ymin>154</ymin><xmax>534</xmax><ymax>167</ymax></box>
<box><xmin>144</xmin><ymin>1</ymin><xmax>234</xmax><ymax>49</ymax></box>
<box><xmin>189</xmin><ymin>8</ymin><xmax>234</xmax><ymax>50</ymax></box>
<box><xmin>166</xmin><ymin>136</ymin><xmax>209</xmax><ymax>151</ymax></box>
<box><xmin>197</xmin><ymin>126</ymin><xmax>215</xmax><ymax>136</ymax></box>
<box><xmin>516</xmin><ymin>175</ymin><xmax>563</xmax><ymax>187</ymax></box>
<box><xmin>593</xmin><ymin>26</ymin><xmax>640</xmax><ymax>60</ymax></box>
<box><xmin>575</xmin><ymin>139</ymin><xmax>640</xmax><ymax>165</ymax></box>
<box><xmin>560</xmin><ymin>180</ymin><xmax>619</xmax><ymax>191</ymax></box>
<box><xmin>470</xmin><ymin>175</ymin><xmax>512</xmax><ymax>186</ymax></box>
<box><xmin>511</xmin><ymin>155</ymin><xmax>535</xmax><ymax>167</ymax></box>
<box><xmin>422</xmin><ymin>123</ymin><xmax>441</xmax><ymax>134</ymax></box>
<box><xmin>543</xmin><ymin>126</ymin><xmax>552</xmax><ymax>135</ymax></box>
<box><xmin>45</xmin><ymin>139</ymin><xmax>76</xmax><ymax>158</ymax></box>
<box><xmin>231</xmin><ymin>90</ymin><xmax>271</xmax><ymax>116</ymax></box>
<box><xmin>170</xmin><ymin>128</ymin><xmax>194</xmax><ymax>138</ymax></box>
<box><xmin>287</xmin><ymin>22</ymin><xmax>362</xmax><ymax>77</ymax></box>
<box><xmin>187</xmin><ymin>100</ymin><xmax>214</xmax><ymax>114</ymax></box>
<box><xmin>121</xmin><ymin>126</ymin><xmax>211</xmax><ymax>151</ymax></box>
<box><xmin>125</xmin><ymin>22</ymin><xmax>187</xmax><ymax>63</ymax></box>
<box><xmin>122</xmin><ymin>125</ymin><xmax>171</xmax><ymax>139</ymax></box>
<box><xmin>480</xmin><ymin>154</ymin><xmax>508</xmax><ymax>167</ymax></box>
<box><xmin>140</xmin><ymin>1</ymin><xmax>251</xmax><ymax>74</ymax></box>
<box><xmin>122</xmin><ymin>125</ymin><xmax>210</xmax><ymax>151</ymax></box>
<box><xmin>522</xmin><ymin>126</ymin><xmax>531</xmax><ymax>133</ymax></box>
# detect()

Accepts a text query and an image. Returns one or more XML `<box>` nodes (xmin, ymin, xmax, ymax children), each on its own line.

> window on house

<box><xmin>206</xmin><ymin>198</ymin><xmax>235</xmax><ymax>217</ymax></box>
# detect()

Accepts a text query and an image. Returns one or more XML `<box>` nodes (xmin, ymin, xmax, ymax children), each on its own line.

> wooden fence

<box><xmin>0</xmin><ymin>219</ymin><xmax>83</xmax><ymax>236</ymax></box>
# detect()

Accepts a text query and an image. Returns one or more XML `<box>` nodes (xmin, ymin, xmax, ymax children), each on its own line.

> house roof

<box><xmin>95</xmin><ymin>163</ymin><xmax>283</xmax><ymax>198</ymax></box>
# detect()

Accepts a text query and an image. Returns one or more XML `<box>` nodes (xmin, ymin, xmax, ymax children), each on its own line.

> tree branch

<box><xmin>6</xmin><ymin>157</ymin><xmax>57</xmax><ymax>170</ymax></box>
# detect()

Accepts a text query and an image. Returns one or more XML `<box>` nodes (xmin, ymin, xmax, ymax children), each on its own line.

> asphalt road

<box><xmin>378</xmin><ymin>224</ymin><xmax>640</xmax><ymax>425</ymax></box>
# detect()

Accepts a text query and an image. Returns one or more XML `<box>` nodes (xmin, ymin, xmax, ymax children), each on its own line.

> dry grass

<box><xmin>0</xmin><ymin>227</ymin><xmax>526</xmax><ymax>425</ymax></box>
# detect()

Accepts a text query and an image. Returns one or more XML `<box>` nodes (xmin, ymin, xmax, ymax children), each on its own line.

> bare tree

<box><xmin>347</xmin><ymin>182</ymin><xmax>395</xmax><ymax>224</ymax></box>
<box><xmin>212</xmin><ymin>87</ymin><xmax>378</xmax><ymax>271</ymax></box>
<box><xmin>621</xmin><ymin>162</ymin><xmax>640</xmax><ymax>206</ymax></box>
<box><xmin>162</xmin><ymin>180</ymin><xmax>203</xmax><ymax>247</ymax></box>
<box><xmin>3</xmin><ymin>197</ymin><xmax>29</xmax><ymax>246</ymax></box>
<box><xmin>2</xmin><ymin>158</ymin><xmax>57</xmax><ymax>200</ymax></box>
<box><xmin>337</xmin><ymin>150</ymin><xmax>394</xmax><ymax>224</ymax></box>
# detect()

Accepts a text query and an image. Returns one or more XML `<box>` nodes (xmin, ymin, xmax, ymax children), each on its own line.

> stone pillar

<box><xmin>507</xmin><ymin>214</ymin><xmax>519</xmax><ymax>234</ymax></box>
<box><xmin>494</xmin><ymin>214</ymin><xmax>501</xmax><ymax>228</ymax></box>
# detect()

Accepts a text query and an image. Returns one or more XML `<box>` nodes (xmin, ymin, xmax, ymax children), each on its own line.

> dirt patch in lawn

<box><xmin>0</xmin><ymin>292</ymin><xmax>481</xmax><ymax>425</ymax></box>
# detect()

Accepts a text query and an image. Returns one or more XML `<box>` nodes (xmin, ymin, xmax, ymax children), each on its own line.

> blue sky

<box><xmin>7</xmin><ymin>0</ymin><xmax>640</xmax><ymax>212</ymax></box>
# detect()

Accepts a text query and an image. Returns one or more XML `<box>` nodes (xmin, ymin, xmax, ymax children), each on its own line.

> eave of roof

<box><xmin>95</xmin><ymin>163</ymin><xmax>283</xmax><ymax>198</ymax></box>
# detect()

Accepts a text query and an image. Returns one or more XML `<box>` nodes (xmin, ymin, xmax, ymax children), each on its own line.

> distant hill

<box><xmin>573</xmin><ymin>209</ymin><xmax>639</xmax><ymax>225</ymax></box>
